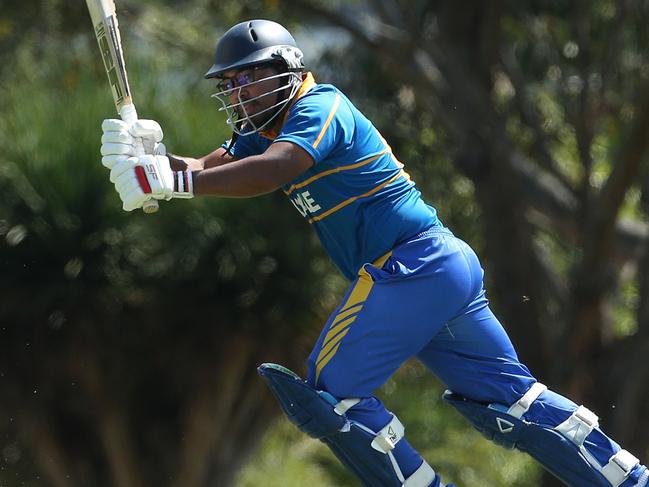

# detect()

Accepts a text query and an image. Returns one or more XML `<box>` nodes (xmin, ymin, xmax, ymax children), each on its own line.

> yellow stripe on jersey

<box><xmin>283</xmin><ymin>149</ymin><xmax>389</xmax><ymax>196</ymax></box>
<box><xmin>314</xmin><ymin>251</ymin><xmax>392</xmax><ymax>384</ymax></box>
<box><xmin>312</xmin><ymin>93</ymin><xmax>341</xmax><ymax>149</ymax></box>
<box><xmin>308</xmin><ymin>170</ymin><xmax>407</xmax><ymax>224</ymax></box>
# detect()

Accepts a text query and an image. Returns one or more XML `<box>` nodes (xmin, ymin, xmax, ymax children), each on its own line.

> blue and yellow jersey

<box><xmin>226</xmin><ymin>73</ymin><xmax>441</xmax><ymax>280</ymax></box>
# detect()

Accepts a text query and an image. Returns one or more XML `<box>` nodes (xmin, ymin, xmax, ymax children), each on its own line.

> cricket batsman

<box><xmin>98</xmin><ymin>19</ymin><xmax>649</xmax><ymax>487</ymax></box>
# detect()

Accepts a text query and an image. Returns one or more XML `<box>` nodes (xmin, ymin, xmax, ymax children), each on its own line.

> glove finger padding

<box><xmin>117</xmin><ymin>177</ymin><xmax>142</xmax><ymax>200</ymax></box>
<box><xmin>102</xmin><ymin>119</ymin><xmax>129</xmax><ymax>132</ymax></box>
<box><xmin>101</xmin><ymin>130</ymin><xmax>133</xmax><ymax>145</ymax></box>
<box><xmin>119</xmin><ymin>179</ymin><xmax>145</xmax><ymax>203</ymax></box>
<box><xmin>130</xmin><ymin>120</ymin><xmax>164</xmax><ymax>155</ymax></box>
<box><xmin>101</xmin><ymin>141</ymin><xmax>135</xmax><ymax>157</ymax></box>
<box><xmin>101</xmin><ymin>121</ymin><xmax>136</xmax><ymax>158</ymax></box>
<box><xmin>113</xmin><ymin>166</ymin><xmax>148</xmax><ymax>212</ymax></box>
<box><xmin>102</xmin><ymin>154</ymin><xmax>128</xmax><ymax>170</ymax></box>
<box><xmin>123</xmin><ymin>189</ymin><xmax>150</xmax><ymax>212</ymax></box>
<box><xmin>110</xmin><ymin>156</ymin><xmax>137</xmax><ymax>183</ymax></box>
<box><xmin>113</xmin><ymin>158</ymin><xmax>140</xmax><ymax>193</ymax></box>
<box><xmin>129</xmin><ymin>120</ymin><xmax>163</xmax><ymax>142</ymax></box>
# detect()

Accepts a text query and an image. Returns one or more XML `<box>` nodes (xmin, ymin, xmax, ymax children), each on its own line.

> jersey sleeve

<box><xmin>220</xmin><ymin>133</ymin><xmax>263</xmax><ymax>160</ymax></box>
<box><xmin>275</xmin><ymin>91</ymin><xmax>351</xmax><ymax>164</ymax></box>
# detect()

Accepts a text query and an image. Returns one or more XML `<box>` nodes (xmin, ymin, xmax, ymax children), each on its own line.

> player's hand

<box><xmin>167</xmin><ymin>153</ymin><xmax>205</xmax><ymax>171</ymax></box>
<box><xmin>111</xmin><ymin>155</ymin><xmax>193</xmax><ymax>212</ymax></box>
<box><xmin>100</xmin><ymin>119</ymin><xmax>166</xmax><ymax>170</ymax></box>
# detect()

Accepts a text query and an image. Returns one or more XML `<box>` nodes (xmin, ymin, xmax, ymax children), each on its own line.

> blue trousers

<box><xmin>307</xmin><ymin>227</ymin><xmax>534</xmax><ymax>404</ymax></box>
<box><xmin>305</xmin><ymin>227</ymin><xmax>647</xmax><ymax>486</ymax></box>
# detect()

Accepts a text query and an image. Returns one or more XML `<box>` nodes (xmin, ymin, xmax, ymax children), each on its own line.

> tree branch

<box><xmin>499</xmin><ymin>47</ymin><xmax>575</xmax><ymax>189</ymax></box>
<box><xmin>609</xmin><ymin>232</ymin><xmax>649</xmax><ymax>442</ymax></box>
<box><xmin>591</xmin><ymin>77</ymin><xmax>649</xmax><ymax>259</ymax></box>
<box><xmin>173</xmin><ymin>334</ymin><xmax>255</xmax><ymax>487</ymax></box>
<box><xmin>599</xmin><ymin>0</ymin><xmax>629</xmax><ymax>96</ymax></box>
<box><xmin>287</xmin><ymin>0</ymin><xmax>380</xmax><ymax>48</ymax></box>
<box><xmin>73</xmin><ymin>355</ymin><xmax>145</xmax><ymax>487</ymax></box>
<box><xmin>510</xmin><ymin>151</ymin><xmax>649</xmax><ymax>266</ymax></box>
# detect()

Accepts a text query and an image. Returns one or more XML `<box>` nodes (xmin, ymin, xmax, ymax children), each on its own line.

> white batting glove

<box><xmin>100</xmin><ymin>119</ymin><xmax>166</xmax><ymax>170</ymax></box>
<box><xmin>112</xmin><ymin>155</ymin><xmax>194</xmax><ymax>212</ymax></box>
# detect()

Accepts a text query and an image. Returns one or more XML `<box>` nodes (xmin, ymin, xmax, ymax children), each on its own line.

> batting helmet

<box><xmin>205</xmin><ymin>19</ymin><xmax>304</xmax><ymax>79</ymax></box>
<box><xmin>206</xmin><ymin>20</ymin><xmax>306</xmax><ymax>136</ymax></box>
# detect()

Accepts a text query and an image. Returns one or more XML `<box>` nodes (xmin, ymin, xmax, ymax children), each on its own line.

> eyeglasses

<box><xmin>216</xmin><ymin>67</ymin><xmax>263</xmax><ymax>92</ymax></box>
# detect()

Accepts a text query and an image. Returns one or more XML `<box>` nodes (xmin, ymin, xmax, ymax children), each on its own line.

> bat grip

<box><xmin>119</xmin><ymin>104</ymin><xmax>159</xmax><ymax>214</ymax></box>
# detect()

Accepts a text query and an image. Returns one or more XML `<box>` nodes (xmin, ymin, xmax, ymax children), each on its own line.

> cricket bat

<box><xmin>86</xmin><ymin>0</ymin><xmax>159</xmax><ymax>214</ymax></box>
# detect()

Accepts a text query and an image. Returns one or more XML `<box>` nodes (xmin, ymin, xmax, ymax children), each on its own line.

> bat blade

<box><xmin>85</xmin><ymin>0</ymin><xmax>135</xmax><ymax>120</ymax></box>
<box><xmin>86</xmin><ymin>0</ymin><xmax>159</xmax><ymax>213</ymax></box>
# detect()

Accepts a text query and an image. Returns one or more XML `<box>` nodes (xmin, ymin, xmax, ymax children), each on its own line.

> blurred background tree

<box><xmin>1</xmin><ymin>0</ymin><xmax>648</xmax><ymax>486</ymax></box>
<box><xmin>1</xmin><ymin>1</ymin><xmax>342</xmax><ymax>485</ymax></box>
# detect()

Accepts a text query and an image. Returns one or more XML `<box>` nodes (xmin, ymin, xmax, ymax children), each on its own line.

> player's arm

<box><xmin>167</xmin><ymin>147</ymin><xmax>235</xmax><ymax>171</ymax></box>
<box><xmin>193</xmin><ymin>141</ymin><xmax>313</xmax><ymax>197</ymax></box>
<box><xmin>201</xmin><ymin>147</ymin><xmax>234</xmax><ymax>168</ymax></box>
<box><xmin>108</xmin><ymin>140</ymin><xmax>314</xmax><ymax>211</ymax></box>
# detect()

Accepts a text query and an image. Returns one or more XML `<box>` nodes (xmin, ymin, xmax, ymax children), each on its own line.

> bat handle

<box><xmin>119</xmin><ymin>104</ymin><xmax>159</xmax><ymax>214</ymax></box>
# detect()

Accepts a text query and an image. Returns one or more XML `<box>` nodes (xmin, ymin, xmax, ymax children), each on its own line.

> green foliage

<box><xmin>0</xmin><ymin>15</ymin><xmax>342</xmax><ymax>486</ymax></box>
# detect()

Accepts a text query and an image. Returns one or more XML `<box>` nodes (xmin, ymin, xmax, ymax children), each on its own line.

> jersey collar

<box><xmin>260</xmin><ymin>72</ymin><xmax>316</xmax><ymax>140</ymax></box>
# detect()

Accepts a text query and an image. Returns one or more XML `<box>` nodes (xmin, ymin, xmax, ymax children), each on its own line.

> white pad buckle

<box><xmin>507</xmin><ymin>382</ymin><xmax>548</xmax><ymax>419</ymax></box>
<box><xmin>334</xmin><ymin>398</ymin><xmax>360</xmax><ymax>415</ymax></box>
<box><xmin>555</xmin><ymin>405</ymin><xmax>599</xmax><ymax>447</ymax></box>
<box><xmin>371</xmin><ymin>415</ymin><xmax>405</xmax><ymax>453</ymax></box>
<box><xmin>601</xmin><ymin>450</ymin><xmax>639</xmax><ymax>487</ymax></box>
<box><xmin>403</xmin><ymin>461</ymin><xmax>437</xmax><ymax>487</ymax></box>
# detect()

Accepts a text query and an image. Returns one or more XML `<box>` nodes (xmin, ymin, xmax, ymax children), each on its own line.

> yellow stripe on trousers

<box><xmin>314</xmin><ymin>251</ymin><xmax>392</xmax><ymax>384</ymax></box>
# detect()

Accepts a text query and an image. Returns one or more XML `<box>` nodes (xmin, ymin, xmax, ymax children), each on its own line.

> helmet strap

<box><xmin>224</xmin><ymin>130</ymin><xmax>240</xmax><ymax>156</ymax></box>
